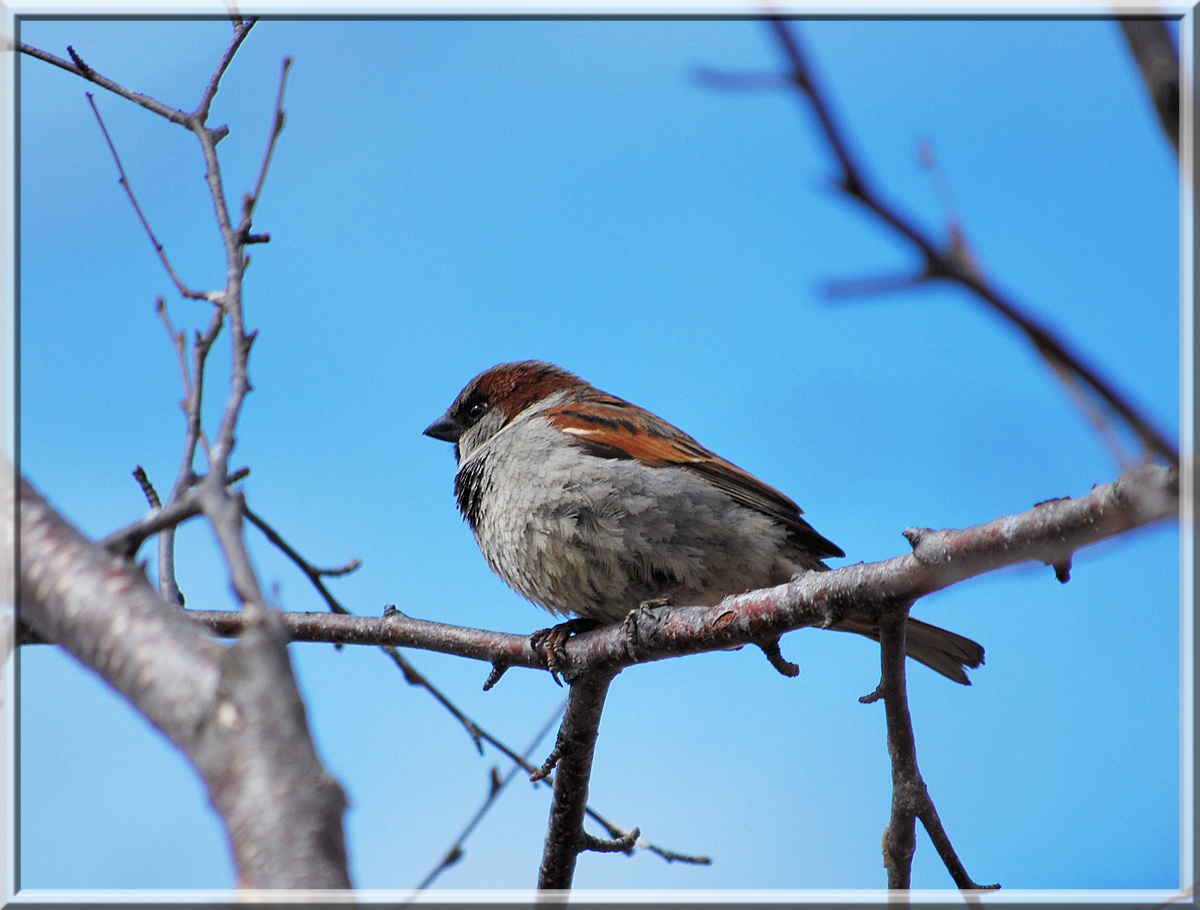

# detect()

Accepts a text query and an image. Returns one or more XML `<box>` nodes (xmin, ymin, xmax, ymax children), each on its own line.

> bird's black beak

<box><xmin>423</xmin><ymin>413</ymin><xmax>462</xmax><ymax>443</ymax></box>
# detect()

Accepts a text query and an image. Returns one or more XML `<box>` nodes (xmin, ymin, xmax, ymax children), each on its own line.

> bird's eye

<box><xmin>464</xmin><ymin>400</ymin><xmax>488</xmax><ymax>422</ymax></box>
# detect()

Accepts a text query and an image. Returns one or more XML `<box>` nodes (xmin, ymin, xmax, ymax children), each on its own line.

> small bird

<box><xmin>424</xmin><ymin>360</ymin><xmax>983</xmax><ymax>683</ymax></box>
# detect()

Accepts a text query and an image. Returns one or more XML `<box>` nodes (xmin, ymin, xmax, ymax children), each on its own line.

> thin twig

<box><xmin>243</xmin><ymin>504</ymin><xmax>360</xmax><ymax>613</ymax></box>
<box><xmin>691</xmin><ymin>65</ymin><xmax>790</xmax><ymax>91</ymax></box>
<box><xmin>242</xmin><ymin>56</ymin><xmax>291</xmax><ymax>232</ymax></box>
<box><xmin>414</xmin><ymin>700</ymin><xmax>566</xmax><ymax>890</ymax></box>
<box><xmin>821</xmin><ymin>270</ymin><xmax>925</xmax><ymax>300</ymax></box>
<box><xmin>195</xmin><ymin>18</ymin><xmax>257</xmax><ymax>123</ymax></box>
<box><xmin>156</xmin><ymin>299</ymin><xmax>192</xmax><ymax>401</ymax></box>
<box><xmin>17</xmin><ymin>41</ymin><xmax>189</xmax><ymax>124</ymax></box>
<box><xmin>1048</xmin><ymin>356</ymin><xmax>1140</xmax><ymax>468</ymax></box>
<box><xmin>130</xmin><ymin>464</ymin><xmax>183</xmax><ymax>604</ymax></box>
<box><xmin>131</xmin><ymin>465</ymin><xmax>162</xmax><ymax>509</ymax></box>
<box><xmin>84</xmin><ymin>93</ymin><xmax>208</xmax><ymax>301</ymax></box>
<box><xmin>149</xmin><ymin>305</ymin><xmax>223</xmax><ymax>602</ymax></box>
<box><xmin>186</xmin><ymin>311</ymin><xmax>223</xmax><ymax>473</ymax></box>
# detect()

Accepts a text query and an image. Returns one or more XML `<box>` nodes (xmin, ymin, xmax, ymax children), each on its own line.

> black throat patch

<box><xmin>454</xmin><ymin>458</ymin><xmax>487</xmax><ymax>529</ymax></box>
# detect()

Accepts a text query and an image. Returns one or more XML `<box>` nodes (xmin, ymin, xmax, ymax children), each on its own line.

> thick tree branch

<box><xmin>172</xmin><ymin>463</ymin><xmax>1175</xmax><ymax>677</ymax></box>
<box><xmin>17</xmin><ymin>25</ymin><xmax>352</xmax><ymax>889</ymax></box>
<box><xmin>12</xmin><ymin>472</ymin><xmax>352</xmax><ymax>888</ymax></box>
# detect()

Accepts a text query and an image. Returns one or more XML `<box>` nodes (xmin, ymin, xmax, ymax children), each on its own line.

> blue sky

<box><xmin>15</xmin><ymin>15</ymin><xmax>1185</xmax><ymax>895</ymax></box>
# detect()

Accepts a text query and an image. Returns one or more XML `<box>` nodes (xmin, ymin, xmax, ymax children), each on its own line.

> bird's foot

<box><xmin>530</xmin><ymin>618</ymin><xmax>600</xmax><ymax>685</ymax></box>
<box><xmin>622</xmin><ymin>594</ymin><xmax>675</xmax><ymax>648</ymax></box>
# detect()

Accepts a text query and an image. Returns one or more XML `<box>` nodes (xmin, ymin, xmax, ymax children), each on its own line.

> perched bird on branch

<box><xmin>425</xmin><ymin>360</ymin><xmax>983</xmax><ymax>683</ymax></box>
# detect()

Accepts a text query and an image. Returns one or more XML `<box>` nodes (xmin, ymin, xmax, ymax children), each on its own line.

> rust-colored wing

<box><xmin>543</xmin><ymin>389</ymin><xmax>844</xmax><ymax>560</ymax></box>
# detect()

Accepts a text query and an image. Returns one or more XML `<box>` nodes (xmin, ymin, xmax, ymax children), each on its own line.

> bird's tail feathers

<box><xmin>834</xmin><ymin>616</ymin><xmax>984</xmax><ymax>685</ymax></box>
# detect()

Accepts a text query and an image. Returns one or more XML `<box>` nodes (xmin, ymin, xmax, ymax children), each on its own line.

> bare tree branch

<box><xmin>536</xmin><ymin>669</ymin><xmax>620</xmax><ymax>889</ymax></box>
<box><xmin>11</xmin><ymin>472</ymin><xmax>352</xmax><ymax>887</ymax></box>
<box><xmin>241</xmin><ymin>56</ymin><xmax>291</xmax><ymax>236</ymax></box>
<box><xmin>243</xmin><ymin>503</ymin><xmax>360</xmax><ymax>613</ymax></box>
<box><xmin>84</xmin><ymin>93</ymin><xmax>209</xmax><ymax>301</ymax></box>
<box><xmin>194</xmin><ymin>17</ymin><xmax>257</xmax><ymax>123</ymax></box>
<box><xmin>97</xmin><ymin>459</ymin><xmax>1173</xmax><ymax>890</ymax></box>
<box><xmin>173</xmin><ymin>462</ymin><xmax>1175</xmax><ymax>683</ymax></box>
<box><xmin>240</xmin><ymin>508</ymin><xmax>707</xmax><ymax>875</ymax></box>
<box><xmin>871</xmin><ymin>609</ymin><xmax>998</xmax><ymax>890</ymax></box>
<box><xmin>157</xmin><ymin>306</ymin><xmax>225</xmax><ymax>597</ymax></box>
<box><xmin>1119</xmin><ymin>18</ymin><xmax>1181</xmax><ymax>157</ymax></box>
<box><xmin>17</xmin><ymin>25</ymin><xmax>354</xmax><ymax>889</ymax></box>
<box><xmin>16</xmin><ymin>40</ymin><xmax>190</xmax><ymax>124</ymax></box>
<box><xmin>130</xmin><ymin>463</ymin><xmax>184</xmax><ymax>605</ymax></box>
<box><xmin>98</xmin><ymin>467</ymin><xmax>248</xmax><ymax>560</ymax></box>
<box><xmin>765</xmin><ymin>18</ymin><xmax>1179</xmax><ymax>468</ymax></box>
<box><xmin>415</xmin><ymin>700</ymin><xmax>564</xmax><ymax>890</ymax></box>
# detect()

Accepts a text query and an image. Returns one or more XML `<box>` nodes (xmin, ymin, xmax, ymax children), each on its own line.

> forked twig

<box><xmin>870</xmin><ymin>608</ymin><xmax>998</xmax><ymax>891</ymax></box>
<box><xmin>763</xmin><ymin>18</ymin><xmax>1177</xmax><ymax>468</ymax></box>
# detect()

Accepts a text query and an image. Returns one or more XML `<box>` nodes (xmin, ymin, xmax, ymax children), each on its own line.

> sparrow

<box><xmin>424</xmin><ymin>360</ymin><xmax>984</xmax><ymax>684</ymax></box>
